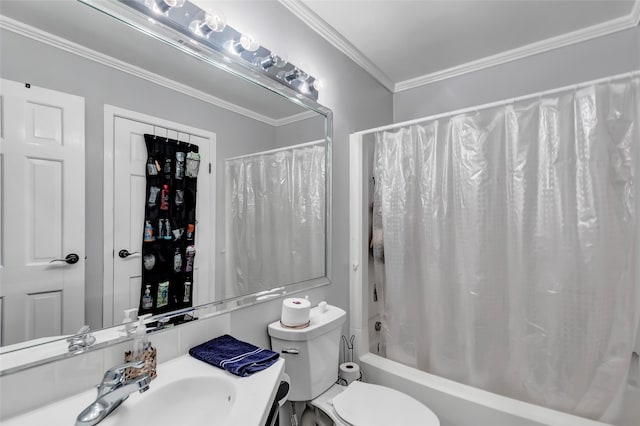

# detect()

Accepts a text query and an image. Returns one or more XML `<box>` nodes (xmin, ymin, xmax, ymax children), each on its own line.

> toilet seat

<box><xmin>331</xmin><ymin>381</ymin><xmax>439</xmax><ymax>426</ymax></box>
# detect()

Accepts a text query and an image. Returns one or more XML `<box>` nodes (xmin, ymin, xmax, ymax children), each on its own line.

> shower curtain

<box><xmin>225</xmin><ymin>142</ymin><xmax>325</xmax><ymax>296</ymax></box>
<box><xmin>373</xmin><ymin>76</ymin><xmax>639</xmax><ymax>419</ymax></box>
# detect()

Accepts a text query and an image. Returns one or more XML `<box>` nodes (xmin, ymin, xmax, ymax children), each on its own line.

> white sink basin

<box><xmin>106</xmin><ymin>376</ymin><xmax>236</xmax><ymax>425</ymax></box>
<box><xmin>4</xmin><ymin>354</ymin><xmax>285</xmax><ymax>426</ymax></box>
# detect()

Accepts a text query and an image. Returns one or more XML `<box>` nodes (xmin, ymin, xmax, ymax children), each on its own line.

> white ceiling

<box><xmin>284</xmin><ymin>0</ymin><xmax>640</xmax><ymax>92</ymax></box>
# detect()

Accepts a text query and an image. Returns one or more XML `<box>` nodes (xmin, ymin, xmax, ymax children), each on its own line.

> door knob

<box><xmin>49</xmin><ymin>253</ymin><xmax>80</xmax><ymax>264</ymax></box>
<box><xmin>118</xmin><ymin>249</ymin><xmax>140</xmax><ymax>258</ymax></box>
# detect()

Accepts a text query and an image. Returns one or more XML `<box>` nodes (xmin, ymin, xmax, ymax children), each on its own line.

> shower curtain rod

<box><xmin>225</xmin><ymin>139</ymin><xmax>324</xmax><ymax>161</ymax></box>
<box><xmin>354</xmin><ymin>70</ymin><xmax>640</xmax><ymax>137</ymax></box>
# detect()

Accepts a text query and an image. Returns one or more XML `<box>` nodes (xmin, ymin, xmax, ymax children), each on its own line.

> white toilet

<box><xmin>268</xmin><ymin>303</ymin><xmax>440</xmax><ymax>426</ymax></box>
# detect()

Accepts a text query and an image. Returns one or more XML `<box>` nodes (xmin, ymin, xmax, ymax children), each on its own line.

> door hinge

<box><xmin>209</xmin><ymin>162</ymin><xmax>212</xmax><ymax>174</ymax></box>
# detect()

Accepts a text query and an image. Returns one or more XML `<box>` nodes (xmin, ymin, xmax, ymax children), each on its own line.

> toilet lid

<box><xmin>332</xmin><ymin>381</ymin><xmax>439</xmax><ymax>426</ymax></box>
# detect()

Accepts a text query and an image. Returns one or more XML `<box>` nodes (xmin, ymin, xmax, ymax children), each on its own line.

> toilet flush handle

<box><xmin>281</xmin><ymin>348</ymin><xmax>299</xmax><ymax>355</ymax></box>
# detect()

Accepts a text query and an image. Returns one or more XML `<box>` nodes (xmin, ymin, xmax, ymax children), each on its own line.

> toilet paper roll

<box><xmin>339</xmin><ymin>362</ymin><xmax>361</xmax><ymax>385</ymax></box>
<box><xmin>281</xmin><ymin>297</ymin><xmax>311</xmax><ymax>327</ymax></box>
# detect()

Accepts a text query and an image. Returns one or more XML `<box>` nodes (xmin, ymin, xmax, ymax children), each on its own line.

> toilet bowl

<box><xmin>268</xmin><ymin>303</ymin><xmax>440</xmax><ymax>426</ymax></box>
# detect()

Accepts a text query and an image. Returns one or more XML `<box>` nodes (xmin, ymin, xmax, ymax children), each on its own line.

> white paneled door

<box><xmin>0</xmin><ymin>79</ymin><xmax>85</xmax><ymax>346</ymax></box>
<box><xmin>110</xmin><ymin>115</ymin><xmax>212</xmax><ymax>326</ymax></box>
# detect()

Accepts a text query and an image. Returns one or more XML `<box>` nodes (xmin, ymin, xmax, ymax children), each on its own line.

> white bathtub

<box><xmin>359</xmin><ymin>353</ymin><xmax>612</xmax><ymax>426</ymax></box>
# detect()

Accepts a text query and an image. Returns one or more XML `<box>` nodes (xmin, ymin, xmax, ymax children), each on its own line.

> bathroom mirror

<box><xmin>0</xmin><ymin>0</ymin><xmax>331</xmax><ymax>367</ymax></box>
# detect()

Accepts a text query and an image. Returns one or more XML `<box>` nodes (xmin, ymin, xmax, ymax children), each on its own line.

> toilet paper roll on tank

<box><xmin>281</xmin><ymin>296</ymin><xmax>312</xmax><ymax>328</ymax></box>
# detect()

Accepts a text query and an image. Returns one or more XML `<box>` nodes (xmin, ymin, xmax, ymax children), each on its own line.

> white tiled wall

<box><xmin>0</xmin><ymin>313</ymin><xmax>230</xmax><ymax>421</ymax></box>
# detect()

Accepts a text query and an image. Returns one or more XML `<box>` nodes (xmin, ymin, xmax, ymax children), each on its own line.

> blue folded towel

<box><xmin>189</xmin><ymin>334</ymin><xmax>279</xmax><ymax>377</ymax></box>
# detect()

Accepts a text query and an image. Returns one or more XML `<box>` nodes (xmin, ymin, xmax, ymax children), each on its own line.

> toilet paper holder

<box><xmin>338</xmin><ymin>335</ymin><xmax>362</xmax><ymax>385</ymax></box>
<box><xmin>341</xmin><ymin>335</ymin><xmax>355</xmax><ymax>363</ymax></box>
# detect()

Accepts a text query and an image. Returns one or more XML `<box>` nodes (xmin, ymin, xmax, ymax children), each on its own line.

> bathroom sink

<box><xmin>101</xmin><ymin>376</ymin><xmax>236</xmax><ymax>425</ymax></box>
<box><xmin>4</xmin><ymin>354</ymin><xmax>284</xmax><ymax>426</ymax></box>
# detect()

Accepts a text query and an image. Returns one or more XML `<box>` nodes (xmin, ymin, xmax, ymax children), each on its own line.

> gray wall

<box><xmin>0</xmin><ymin>29</ymin><xmax>280</xmax><ymax>330</ymax></box>
<box><xmin>275</xmin><ymin>114</ymin><xmax>327</xmax><ymax>148</ymax></box>
<box><xmin>224</xmin><ymin>2</ymin><xmax>394</xmax><ymax>347</ymax></box>
<box><xmin>394</xmin><ymin>26</ymin><xmax>640</xmax><ymax>122</ymax></box>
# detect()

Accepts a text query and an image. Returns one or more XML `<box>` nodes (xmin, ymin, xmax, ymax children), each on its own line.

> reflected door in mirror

<box><xmin>109</xmin><ymin>114</ymin><xmax>213</xmax><ymax>327</ymax></box>
<box><xmin>0</xmin><ymin>79</ymin><xmax>85</xmax><ymax>346</ymax></box>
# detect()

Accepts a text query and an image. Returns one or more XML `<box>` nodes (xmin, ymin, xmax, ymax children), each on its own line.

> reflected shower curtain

<box><xmin>373</xmin><ymin>77</ymin><xmax>639</xmax><ymax>419</ymax></box>
<box><xmin>225</xmin><ymin>142</ymin><xmax>325</xmax><ymax>296</ymax></box>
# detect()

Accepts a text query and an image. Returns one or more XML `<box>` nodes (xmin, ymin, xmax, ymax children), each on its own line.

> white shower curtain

<box><xmin>225</xmin><ymin>142</ymin><xmax>325</xmax><ymax>296</ymax></box>
<box><xmin>373</xmin><ymin>76</ymin><xmax>639</xmax><ymax>419</ymax></box>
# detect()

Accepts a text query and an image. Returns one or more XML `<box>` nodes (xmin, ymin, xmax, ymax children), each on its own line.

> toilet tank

<box><xmin>268</xmin><ymin>304</ymin><xmax>346</xmax><ymax>401</ymax></box>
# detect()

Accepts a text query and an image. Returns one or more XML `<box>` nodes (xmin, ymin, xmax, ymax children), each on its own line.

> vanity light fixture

<box><xmin>80</xmin><ymin>0</ymin><xmax>321</xmax><ymax>100</ymax></box>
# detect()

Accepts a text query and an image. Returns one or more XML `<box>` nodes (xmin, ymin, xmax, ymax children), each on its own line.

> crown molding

<box><xmin>279</xmin><ymin>0</ymin><xmax>639</xmax><ymax>94</ymax></box>
<box><xmin>278</xmin><ymin>0</ymin><xmax>395</xmax><ymax>92</ymax></box>
<box><xmin>273</xmin><ymin>110</ymin><xmax>318</xmax><ymax>126</ymax></box>
<box><xmin>395</xmin><ymin>2</ymin><xmax>640</xmax><ymax>92</ymax></box>
<box><xmin>0</xmin><ymin>15</ymin><xmax>311</xmax><ymax>126</ymax></box>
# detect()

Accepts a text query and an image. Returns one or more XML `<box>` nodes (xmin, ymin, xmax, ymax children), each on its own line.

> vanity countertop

<box><xmin>4</xmin><ymin>354</ymin><xmax>285</xmax><ymax>426</ymax></box>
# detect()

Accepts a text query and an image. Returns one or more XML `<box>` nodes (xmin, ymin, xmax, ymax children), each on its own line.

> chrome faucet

<box><xmin>75</xmin><ymin>361</ymin><xmax>151</xmax><ymax>426</ymax></box>
<box><xmin>67</xmin><ymin>325</ymin><xmax>96</xmax><ymax>353</ymax></box>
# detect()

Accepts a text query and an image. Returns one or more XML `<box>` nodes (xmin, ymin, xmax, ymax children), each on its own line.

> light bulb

<box><xmin>226</xmin><ymin>34</ymin><xmax>259</xmax><ymax>55</ymax></box>
<box><xmin>189</xmin><ymin>10</ymin><xmax>226</xmax><ymax>37</ymax></box>
<box><xmin>204</xmin><ymin>10</ymin><xmax>226</xmax><ymax>32</ymax></box>
<box><xmin>312</xmin><ymin>79</ymin><xmax>324</xmax><ymax>91</ymax></box>
<box><xmin>239</xmin><ymin>34</ymin><xmax>259</xmax><ymax>52</ymax></box>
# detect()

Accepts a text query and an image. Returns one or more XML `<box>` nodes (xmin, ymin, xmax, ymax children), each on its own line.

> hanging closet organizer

<box><xmin>139</xmin><ymin>134</ymin><xmax>200</xmax><ymax>321</ymax></box>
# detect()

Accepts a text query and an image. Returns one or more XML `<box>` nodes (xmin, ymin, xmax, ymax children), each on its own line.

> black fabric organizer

<box><xmin>139</xmin><ymin>134</ymin><xmax>199</xmax><ymax>321</ymax></box>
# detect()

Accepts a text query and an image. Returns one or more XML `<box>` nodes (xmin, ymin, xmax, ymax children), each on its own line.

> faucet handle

<box><xmin>101</xmin><ymin>361</ymin><xmax>145</xmax><ymax>385</ymax></box>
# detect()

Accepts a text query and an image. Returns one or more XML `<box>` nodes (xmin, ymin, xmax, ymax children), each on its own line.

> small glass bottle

<box><xmin>142</xmin><ymin>284</ymin><xmax>153</xmax><ymax>309</ymax></box>
<box><xmin>175</xmin><ymin>152</ymin><xmax>185</xmax><ymax>180</ymax></box>
<box><xmin>163</xmin><ymin>157</ymin><xmax>172</xmax><ymax>177</ymax></box>
<box><xmin>185</xmin><ymin>245</ymin><xmax>196</xmax><ymax>272</ymax></box>
<box><xmin>160</xmin><ymin>185</ymin><xmax>170</xmax><ymax>210</ymax></box>
<box><xmin>144</xmin><ymin>220</ymin><xmax>154</xmax><ymax>242</ymax></box>
<box><xmin>183</xmin><ymin>281</ymin><xmax>191</xmax><ymax>303</ymax></box>
<box><xmin>173</xmin><ymin>248</ymin><xmax>182</xmax><ymax>272</ymax></box>
<box><xmin>146</xmin><ymin>156</ymin><xmax>158</xmax><ymax>176</ymax></box>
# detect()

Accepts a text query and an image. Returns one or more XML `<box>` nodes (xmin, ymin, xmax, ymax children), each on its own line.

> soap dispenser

<box><xmin>119</xmin><ymin>308</ymin><xmax>138</xmax><ymax>337</ymax></box>
<box><xmin>124</xmin><ymin>314</ymin><xmax>157</xmax><ymax>381</ymax></box>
